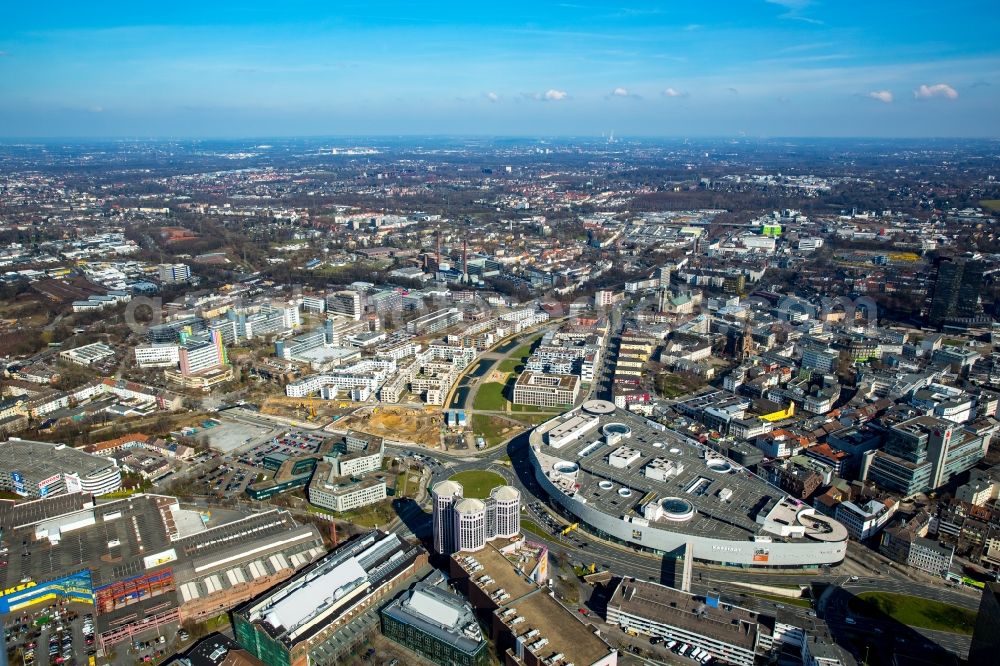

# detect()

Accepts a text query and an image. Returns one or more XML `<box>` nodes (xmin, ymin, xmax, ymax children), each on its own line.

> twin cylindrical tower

<box><xmin>432</xmin><ymin>480</ymin><xmax>521</xmax><ymax>554</ymax></box>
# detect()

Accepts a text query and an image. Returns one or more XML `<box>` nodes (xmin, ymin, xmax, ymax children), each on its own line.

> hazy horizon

<box><xmin>2</xmin><ymin>1</ymin><xmax>998</xmax><ymax>138</ymax></box>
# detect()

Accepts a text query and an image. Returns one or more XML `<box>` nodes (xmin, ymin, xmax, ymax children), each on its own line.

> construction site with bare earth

<box><xmin>339</xmin><ymin>405</ymin><xmax>443</xmax><ymax>448</ymax></box>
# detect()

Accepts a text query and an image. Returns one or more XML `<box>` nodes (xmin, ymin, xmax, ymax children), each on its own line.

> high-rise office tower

<box><xmin>326</xmin><ymin>290</ymin><xmax>364</xmax><ymax>320</ymax></box>
<box><xmin>487</xmin><ymin>485</ymin><xmax>521</xmax><ymax>540</ymax></box>
<box><xmin>432</xmin><ymin>480</ymin><xmax>463</xmax><ymax>555</ymax></box>
<box><xmin>158</xmin><ymin>263</ymin><xmax>191</xmax><ymax>284</ymax></box>
<box><xmin>930</xmin><ymin>256</ymin><xmax>984</xmax><ymax>325</ymax></box>
<box><xmin>969</xmin><ymin>583</ymin><xmax>1000</xmax><ymax>666</ymax></box>
<box><xmin>454</xmin><ymin>498</ymin><xmax>487</xmax><ymax>552</ymax></box>
<box><xmin>433</xmin><ymin>482</ymin><xmax>521</xmax><ymax>555</ymax></box>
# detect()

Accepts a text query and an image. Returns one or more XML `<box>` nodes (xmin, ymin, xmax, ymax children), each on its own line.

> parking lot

<box><xmin>97</xmin><ymin>619</ymin><xmax>191</xmax><ymax>666</ymax></box>
<box><xmin>188</xmin><ymin>431</ymin><xmax>329</xmax><ymax>500</ymax></box>
<box><xmin>4</xmin><ymin>601</ymin><xmax>98</xmax><ymax>666</ymax></box>
<box><xmin>233</xmin><ymin>431</ymin><xmax>328</xmax><ymax>470</ymax></box>
<box><xmin>193</xmin><ymin>462</ymin><xmax>258</xmax><ymax>499</ymax></box>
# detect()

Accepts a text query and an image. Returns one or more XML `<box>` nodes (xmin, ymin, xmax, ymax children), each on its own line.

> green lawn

<box><xmin>449</xmin><ymin>470</ymin><xmax>507</xmax><ymax>498</ymax></box>
<box><xmin>497</xmin><ymin>358</ymin><xmax>525</xmax><ymax>374</ymax></box>
<box><xmin>311</xmin><ymin>499</ymin><xmax>398</xmax><ymax>527</ymax></box>
<box><xmin>205</xmin><ymin>612</ymin><xmax>230</xmax><ymax>631</ymax></box>
<box><xmin>506</xmin><ymin>412</ymin><xmax>561</xmax><ymax>425</ymax></box>
<box><xmin>979</xmin><ymin>199</ymin><xmax>1000</xmax><ymax>212</ymax></box>
<box><xmin>473</xmin><ymin>381</ymin><xmax>509</xmax><ymax>410</ymax></box>
<box><xmin>395</xmin><ymin>472</ymin><xmax>409</xmax><ymax>496</ymax></box>
<box><xmin>509</xmin><ymin>335</ymin><xmax>542</xmax><ymax>362</ymax></box>
<box><xmin>472</xmin><ymin>413</ymin><xmax>517</xmax><ymax>447</ymax></box>
<box><xmin>848</xmin><ymin>592</ymin><xmax>977</xmax><ymax>635</ymax></box>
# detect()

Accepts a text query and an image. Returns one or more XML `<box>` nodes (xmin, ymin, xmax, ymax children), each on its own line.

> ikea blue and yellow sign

<box><xmin>0</xmin><ymin>570</ymin><xmax>94</xmax><ymax>614</ymax></box>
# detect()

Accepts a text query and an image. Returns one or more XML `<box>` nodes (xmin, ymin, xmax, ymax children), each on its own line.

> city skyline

<box><xmin>1</xmin><ymin>0</ymin><xmax>998</xmax><ymax>138</ymax></box>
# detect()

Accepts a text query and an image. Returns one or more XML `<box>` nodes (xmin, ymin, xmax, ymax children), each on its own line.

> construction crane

<box><xmin>297</xmin><ymin>397</ymin><xmax>318</xmax><ymax>420</ymax></box>
<box><xmin>561</xmin><ymin>523</ymin><xmax>579</xmax><ymax>536</ymax></box>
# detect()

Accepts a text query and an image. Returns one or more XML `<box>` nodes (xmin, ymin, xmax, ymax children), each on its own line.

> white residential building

<box><xmin>834</xmin><ymin>499</ymin><xmax>895</xmax><ymax>541</ymax></box>
<box><xmin>134</xmin><ymin>344</ymin><xmax>181</xmax><ymax>368</ymax></box>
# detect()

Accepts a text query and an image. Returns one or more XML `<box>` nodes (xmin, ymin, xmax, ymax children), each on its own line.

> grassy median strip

<box><xmin>521</xmin><ymin>518</ymin><xmax>551</xmax><ymax>540</ymax></box>
<box><xmin>750</xmin><ymin>593</ymin><xmax>813</xmax><ymax>608</ymax></box>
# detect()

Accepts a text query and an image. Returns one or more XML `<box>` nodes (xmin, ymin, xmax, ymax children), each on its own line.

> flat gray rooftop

<box><xmin>609</xmin><ymin>578</ymin><xmax>763</xmax><ymax>650</ymax></box>
<box><xmin>0</xmin><ymin>438</ymin><xmax>117</xmax><ymax>478</ymax></box>
<box><xmin>0</xmin><ymin>494</ymin><xmax>172</xmax><ymax>589</ymax></box>
<box><xmin>534</xmin><ymin>404</ymin><xmax>796</xmax><ymax>541</ymax></box>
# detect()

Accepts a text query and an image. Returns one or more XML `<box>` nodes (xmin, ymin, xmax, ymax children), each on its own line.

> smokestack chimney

<box><xmin>436</xmin><ymin>229</ymin><xmax>442</xmax><ymax>269</ymax></box>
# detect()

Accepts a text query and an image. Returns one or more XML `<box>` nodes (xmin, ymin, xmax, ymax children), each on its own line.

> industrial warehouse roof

<box><xmin>0</xmin><ymin>493</ymin><xmax>322</xmax><ymax>589</ymax></box>
<box><xmin>236</xmin><ymin>530</ymin><xmax>425</xmax><ymax>648</ymax></box>
<box><xmin>0</xmin><ymin>438</ymin><xmax>118</xmax><ymax>478</ymax></box>
<box><xmin>0</xmin><ymin>493</ymin><xmax>91</xmax><ymax>529</ymax></box>
<box><xmin>0</xmin><ymin>493</ymin><xmax>174</xmax><ymax>590</ymax></box>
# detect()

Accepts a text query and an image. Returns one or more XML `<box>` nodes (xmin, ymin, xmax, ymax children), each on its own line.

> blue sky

<box><xmin>1</xmin><ymin>1</ymin><xmax>998</xmax><ymax>137</ymax></box>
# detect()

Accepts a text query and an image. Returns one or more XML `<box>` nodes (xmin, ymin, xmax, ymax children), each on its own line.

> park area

<box><xmin>449</xmin><ymin>470</ymin><xmax>507</xmax><ymax>498</ymax></box>
<box><xmin>494</xmin><ymin>336</ymin><xmax>542</xmax><ymax>374</ymax></box>
<box><xmin>473</xmin><ymin>381</ymin><xmax>509</xmax><ymax>410</ymax></box>
<box><xmin>847</xmin><ymin>591</ymin><xmax>978</xmax><ymax>635</ymax></box>
<box><xmin>655</xmin><ymin>372</ymin><xmax>707</xmax><ymax>399</ymax></box>
<box><xmin>471</xmin><ymin>413</ymin><xmax>523</xmax><ymax>448</ymax></box>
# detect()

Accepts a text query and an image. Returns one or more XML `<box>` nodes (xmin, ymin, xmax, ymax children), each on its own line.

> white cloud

<box><xmin>662</xmin><ymin>87</ymin><xmax>688</xmax><ymax>98</ymax></box>
<box><xmin>867</xmin><ymin>90</ymin><xmax>893</xmax><ymax>103</ymax></box>
<box><xmin>914</xmin><ymin>83</ymin><xmax>958</xmax><ymax>99</ymax></box>
<box><xmin>486</xmin><ymin>91</ymin><xmax>500</xmax><ymax>102</ymax></box>
<box><xmin>765</xmin><ymin>0</ymin><xmax>824</xmax><ymax>25</ymax></box>
<box><xmin>612</xmin><ymin>87</ymin><xmax>629</xmax><ymax>97</ymax></box>
<box><xmin>544</xmin><ymin>89</ymin><xmax>568</xmax><ymax>101</ymax></box>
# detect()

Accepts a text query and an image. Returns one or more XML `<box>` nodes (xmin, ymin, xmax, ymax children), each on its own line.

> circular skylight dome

<box><xmin>660</xmin><ymin>497</ymin><xmax>695</xmax><ymax>521</ymax></box>
<box><xmin>602</xmin><ymin>423</ymin><xmax>632</xmax><ymax>438</ymax></box>
<box><xmin>706</xmin><ymin>458</ymin><xmax>733</xmax><ymax>474</ymax></box>
<box><xmin>554</xmin><ymin>461</ymin><xmax>580</xmax><ymax>475</ymax></box>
